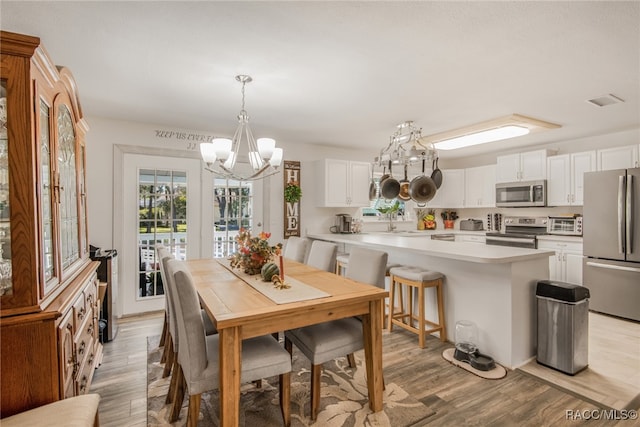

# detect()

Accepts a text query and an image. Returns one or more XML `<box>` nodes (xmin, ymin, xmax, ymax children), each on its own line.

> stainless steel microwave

<box><xmin>495</xmin><ymin>180</ymin><xmax>546</xmax><ymax>207</ymax></box>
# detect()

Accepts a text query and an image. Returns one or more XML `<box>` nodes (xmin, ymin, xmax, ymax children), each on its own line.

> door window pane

<box><xmin>137</xmin><ymin>168</ymin><xmax>187</xmax><ymax>298</ymax></box>
<box><xmin>213</xmin><ymin>179</ymin><xmax>253</xmax><ymax>258</ymax></box>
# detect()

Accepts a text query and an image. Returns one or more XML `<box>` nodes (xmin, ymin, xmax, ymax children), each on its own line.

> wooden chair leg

<box><xmin>418</xmin><ymin>284</ymin><xmax>426</xmax><ymax>348</ymax></box>
<box><xmin>284</xmin><ymin>336</ymin><xmax>293</xmax><ymax>357</ymax></box>
<box><xmin>347</xmin><ymin>353</ymin><xmax>356</xmax><ymax>368</ymax></box>
<box><xmin>387</xmin><ymin>276</ymin><xmax>396</xmax><ymax>331</ymax></box>
<box><xmin>187</xmin><ymin>394</ymin><xmax>201</xmax><ymax>427</ymax></box>
<box><xmin>310</xmin><ymin>364</ymin><xmax>322</xmax><ymax>421</ymax></box>
<box><xmin>169</xmin><ymin>364</ymin><xmax>185</xmax><ymax>422</ymax></box>
<box><xmin>437</xmin><ymin>280</ymin><xmax>446</xmax><ymax>341</ymax></box>
<box><xmin>162</xmin><ymin>339</ymin><xmax>174</xmax><ymax>378</ymax></box>
<box><xmin>253</xmin><ymin>379</ymin><xmax>263</xmax><ymax>388</ymax></box>
<box><xmin>279</xmin><ymin>372</ymin><xmax>291</xmax><ymax>427</ymax></box>
<box><xmin>94</xmin><ymin>410</ymin><xmax>100</xmax><ymax>427</ymax></box>
<box><xmin>159</xmin><ymin>312</ymin><xmax>168</xmax><ymax>347</ymax></box>
<box><xmin>165</xmin><ymin>356</ymin><xmax>179</xmax><ymax>404</ymax></box>
<box><xmin>160</xmin><ymin>332</ymin><xmax>172</xmax><ymax>364</ymax></box>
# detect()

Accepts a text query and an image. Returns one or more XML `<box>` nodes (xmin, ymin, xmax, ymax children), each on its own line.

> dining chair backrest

<box><xmin>283</xmin><ymin>236</ymin><xmax>310</xmax><ymax>263</ymax></box>
<box><xmin>158</xmin><ymin>249</ymin><xmax>180</xmax><ymax>348</ymax></box>
<box><xmin>306</xmin><ymin>241</ymin><xmax>338</xmax><ymax>272</ymax></box>
<box><xmin>345</xmin><ymin>247</ymin><xmax>388</xmax><ymax>288</ymax></box>
<box><xmin>166</xmin><ymin>259</ymin><xmax>208</xmax><ymax>381</ymax></box>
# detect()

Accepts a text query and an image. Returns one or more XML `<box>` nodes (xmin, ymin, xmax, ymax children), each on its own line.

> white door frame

<box><xmin>113</xmin><ymin>144</ymin><xmax>212</xmax><ymax>316</ymax></box>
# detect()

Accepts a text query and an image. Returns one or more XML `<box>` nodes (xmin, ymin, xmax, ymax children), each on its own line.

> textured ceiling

<box><xmin>1</xmin><ymin>1</ymin><xmax>639</xmax><ymax>159</ymax></box>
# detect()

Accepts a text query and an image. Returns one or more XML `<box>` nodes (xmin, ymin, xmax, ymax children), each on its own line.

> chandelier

<box><xmin>200</xmin><ymin>75</ymin><xmax>283</xmax><ymax>180</ymax></box>
<box><xmin>375</xmin><ymin>121</ymin><xmax>437</xmax><ymax>168</ymax></box>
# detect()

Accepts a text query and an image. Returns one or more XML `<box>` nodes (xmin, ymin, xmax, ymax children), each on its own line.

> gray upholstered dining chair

<box><xmin>156</xmin><ymin>247</ymin><xmax>216</xmax><ymax>403</ymax></box>
<box><xmin>305</xmin><ymin>240</ymin><xmax>338</xmax><ymax>272</ymax></box>
<box><xmin>283</xmin><ymin>236</ymin><xmax>310</xmax><ymax>263</ymax></box>
<box><xmin>285</xmin><ymin>246</ymin><xmax>388</xmax><ymax>420</ymax></box>
<box><xmin>166</xmin><ymin>259</ymin><xmax>292</xmax><ymax>427</ymax></box>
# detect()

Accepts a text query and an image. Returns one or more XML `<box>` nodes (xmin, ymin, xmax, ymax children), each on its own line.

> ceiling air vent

<box><xmin>586</xmin><ymin>94</ymin><xmax>625</xmax><ymax>107</ymax></box>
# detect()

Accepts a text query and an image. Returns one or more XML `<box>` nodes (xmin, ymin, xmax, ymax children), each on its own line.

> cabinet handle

<box><xmin>88</xmin><ymin>352</ymin><xmax>95</xmax><ymax>365</ymax></box>
<box><xmin>79</xmin><ymin>375</ymin><xmax>88</xmax><ymax>393</ymax></box>
<box><xmin>567</xmin><ymin>194</ymin><xmax>570</xmax><ymax>203</ymax></box>
<box><xmin>78</xmin><ymin>340</ymin><xmax>86</xmax><ymax>356</ymax></box>
<box><xmin>78</xmin><ymin>307</ymin><xmax>85</xmax><ymax>320</ymax></box>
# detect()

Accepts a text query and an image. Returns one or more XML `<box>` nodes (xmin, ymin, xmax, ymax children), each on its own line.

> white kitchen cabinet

<box><xmin>537</xmin><ymin>239</ymin><xmax>583</xmax><ymax>285</ymax></box>
<box><xmin>496</xmin><ymin>149</ymin><xmax>550</xmax><ymax>183</ymax></box>
<box><xmin>597</xmin><ymin>145</ymin><xmax>640</xmax><ymax>170</ymax></box>
<box><xmin>464</xmin><ymin>164</ymin><xmax>496</xmax><ymax>207</ymax></box>
<box><xmin>547</xmin><ymin>151</ymin><xmax>596</xmax><ymax>206</ymax></box>
<box><xmin>428</xmin><ymin>169</ymin><xmax>465</xmax><ymax>208</ymax></box>
<box><xmin>315</xmin><ymin>159</ymin><xmax>371</xmax><ymax>207</ymax></box>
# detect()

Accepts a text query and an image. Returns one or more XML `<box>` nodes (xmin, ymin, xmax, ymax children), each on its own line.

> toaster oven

<box><xmin>547</xmin><ymin>215</ymin><xmax>583</xmax><ymax>236</ymax></box>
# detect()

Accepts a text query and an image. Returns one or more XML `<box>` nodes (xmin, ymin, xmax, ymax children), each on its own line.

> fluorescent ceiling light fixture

<box><xmin>434</xmin><ymin>125</ymin><xmax>529</xmax><ymax>150</ymax></box>
<box><xmin>426</xmin><ymin>114</ymin><xmax>560</xmax><ymax>151</ymax></box>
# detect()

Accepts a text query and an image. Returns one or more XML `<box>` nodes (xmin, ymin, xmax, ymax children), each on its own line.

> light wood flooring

<box><xmin>90</xmin><ymin>312</ymin><xmax>632</xmax><ymax>426</ymax></box>
<box><xmin>519</xmin><ymin>312</ymin><xmax>640</xmax><ymax>411</ymax></box>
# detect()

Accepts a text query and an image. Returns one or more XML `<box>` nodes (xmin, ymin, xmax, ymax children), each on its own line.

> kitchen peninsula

<box><xmin>309</xmin><ymin>232</ymin><xmax>554</xmax><ymax>369</ymax></box>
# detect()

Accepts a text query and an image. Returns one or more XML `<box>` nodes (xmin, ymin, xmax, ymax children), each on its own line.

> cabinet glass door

<box><xmin>0</xmin><ymin>80</ymin><xmax>11</xmax><ymax>296</ymax></box>
<box><xmin>57</xmin><ymin>104</ymin><xmax>80</xmax><ymax>271</ymax></box>
<box><xmin>40</xmin><ymin>98</ymin><xmax>56</xmax><ymax>284</ymax></box>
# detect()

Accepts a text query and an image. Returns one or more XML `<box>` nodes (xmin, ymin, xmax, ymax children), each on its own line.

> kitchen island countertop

<box><xmin>308</xmin><ymin>233</ymin><xmax>554</xmax><ymax>264</ymax></box>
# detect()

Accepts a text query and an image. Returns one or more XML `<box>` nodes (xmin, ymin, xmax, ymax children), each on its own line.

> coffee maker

<box><xmin>331</xmin><ymin>213</ymin><xmax>352</xmax><ymax>234</ymax></box>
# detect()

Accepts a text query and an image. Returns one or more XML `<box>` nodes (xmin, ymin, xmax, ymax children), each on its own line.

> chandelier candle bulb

<box><xmin>270</xmin><ymin>148</ymin><xmax>283</xmax><ymax>167</ymax></box>
<box><xmin>257</xmin><ymin>137</ymin><xmax>275</xmax><ymax>159</ymax></box>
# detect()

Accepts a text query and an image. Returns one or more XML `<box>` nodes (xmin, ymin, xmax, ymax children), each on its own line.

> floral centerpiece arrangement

<box><xmin>229</xmin><ymin>228</ymin><xmax>282</xmax><ymax>275</ymax></box>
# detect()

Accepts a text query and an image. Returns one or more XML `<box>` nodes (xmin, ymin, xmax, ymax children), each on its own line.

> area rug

<box><xmin>147</xmin><ymin>336</ymin><xmax>434</xmax><ymax>426</ymax></box>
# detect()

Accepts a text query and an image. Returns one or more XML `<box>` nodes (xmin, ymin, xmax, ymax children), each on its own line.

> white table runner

<box><xmin>217</xmin><ymin>259</ymin><xmax>330</xmax><ymax>304</ymax></box>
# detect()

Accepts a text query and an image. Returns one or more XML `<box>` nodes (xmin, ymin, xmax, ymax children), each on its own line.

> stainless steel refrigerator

<box><xmin>583</xmin><ymin>167</ymin><xmax>640</xmax><ymax>322</ymax></box>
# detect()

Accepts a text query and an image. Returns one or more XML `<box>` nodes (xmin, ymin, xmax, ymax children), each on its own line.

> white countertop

<box><xmin>308</xmin><ymin>233</ymin><xmax>554</xmax><ymax>264</ymax></box>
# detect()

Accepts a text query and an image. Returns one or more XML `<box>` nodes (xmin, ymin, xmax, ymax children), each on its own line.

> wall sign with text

<box><xmin>283</xmin><ymin>161</ymin><xmax>301</xmax><ymax>238</ymax></box>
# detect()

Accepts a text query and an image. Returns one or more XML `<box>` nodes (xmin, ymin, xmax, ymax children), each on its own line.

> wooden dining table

<box><xmin>186</xmin><ymin>257</ymin><xmax>388</xmax><ymax>427</ymax></box>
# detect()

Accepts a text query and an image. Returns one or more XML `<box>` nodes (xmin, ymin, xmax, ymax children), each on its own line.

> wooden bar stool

<box><xmin>388</xmin><ymin>266</ymin><xmax>446</xmax><ymax>348</ymax></box>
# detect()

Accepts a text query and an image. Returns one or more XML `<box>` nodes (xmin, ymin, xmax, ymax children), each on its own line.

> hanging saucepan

<box><xmin>380</xmin><ymin>161</ymin><xmax>400</xmax><ymax>200</ymax></box>
<box><xmin>368</xmin><ymin>168</ymin><xmax>378</xmax><ymax>201</ymax></box>
<box><xmin>409</xmin><ymin>159</ymin><xmax>437</xmax><ymax>206</ymax></box>
<box><xmin>398</xmin><ymin>164</ymin><xmax>411</xmax><ymax>201</ymax></box>
<box><xmin>431</xmin><ymin>157</ymin><xmax>443</xmax><ymax>189</ymax></box>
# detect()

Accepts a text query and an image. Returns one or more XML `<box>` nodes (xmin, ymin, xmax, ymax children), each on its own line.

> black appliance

<box><xmin>91</xmin><ymin>246</ymin><xmax>118</xmax><ymax>342</ymax></box>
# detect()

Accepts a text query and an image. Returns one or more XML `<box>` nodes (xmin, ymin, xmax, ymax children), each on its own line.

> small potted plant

<box><xmin>441</xmin><ymin>210</ymin><xmax>459</xmax><ymax>229</ymax></box>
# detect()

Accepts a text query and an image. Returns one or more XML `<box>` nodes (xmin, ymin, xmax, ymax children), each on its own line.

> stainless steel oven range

<box><xmin>485</xmin><ymin>216</ymin><xmax>548</xmax><ymax>249</ymax></box>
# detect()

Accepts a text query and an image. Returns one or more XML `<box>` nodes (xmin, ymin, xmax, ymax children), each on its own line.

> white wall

<box><xmin>85</xmin><ymin>116</ymin><xmax>376</xmax><ymax>252</ymax></box>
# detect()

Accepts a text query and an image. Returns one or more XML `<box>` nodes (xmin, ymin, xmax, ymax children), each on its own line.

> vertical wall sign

<box><xmin>283</xmin><ymin>160</ymin><xmax>301</xmax><ymax>238</ymax></box>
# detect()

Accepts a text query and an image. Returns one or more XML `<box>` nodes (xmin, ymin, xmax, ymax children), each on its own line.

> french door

<box><xmin>120</xmin><ymin>153</ymin><xmax>202</xmax><ymax>316</ymax></box>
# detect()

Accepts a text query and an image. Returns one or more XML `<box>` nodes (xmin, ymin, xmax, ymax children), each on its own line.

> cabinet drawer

<box><xmin>75</xmin><ymin>347</ymin><xmax>97</xmax><ymax>395</ymax></box>
<box><xmin>74</xmin><ymin>309</ymin><xmax>94</xmax><ymax>364</ymax></box>
<box><xmin>84</xmin><ymin>278</ymin><xmax>98</xmax><ymax>310</ymax></box>
<box><xmin>72</xmin><ymin>293</ymin><xmax>87</xmax><ymax>329</ymax></box>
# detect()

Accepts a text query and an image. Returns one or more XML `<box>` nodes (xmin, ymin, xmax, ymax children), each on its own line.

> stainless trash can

<box><xmin>536</xmin><ymin>280</ymin><xmax>590</xmax><ymax>375</ymax></box>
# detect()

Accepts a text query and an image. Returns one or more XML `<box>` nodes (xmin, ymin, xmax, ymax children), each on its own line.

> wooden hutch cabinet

<box><xmin>0</xmin><ymin>31</ymin><xmax>101</xmax><ymax>418</ymax></box>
